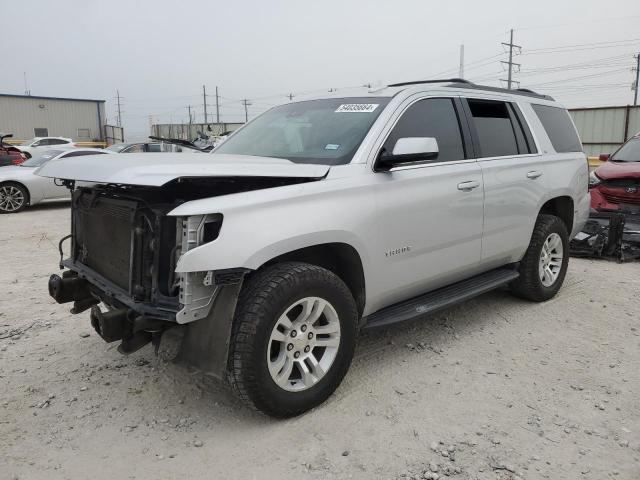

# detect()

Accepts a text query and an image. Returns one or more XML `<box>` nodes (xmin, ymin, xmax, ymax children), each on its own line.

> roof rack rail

<box><xmin>448</xmin><ymin>83</ymin><xmax>555</xmax><ymax>101</ymax></box>
<box><xmin>388</xmin><ymin>78</ymin><xmax>473</xmax><ymax>87</ymax></box>
<box><xmin>516</xmin><ymin>88</ymin><xmax>538</xmax><ymax>94</ymax></box>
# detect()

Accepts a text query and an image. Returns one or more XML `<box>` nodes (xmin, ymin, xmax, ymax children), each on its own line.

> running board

<box><xmin>362</xmin><ymin>266</ymin><xmax>519</xmax><ymax>329</ymax></box>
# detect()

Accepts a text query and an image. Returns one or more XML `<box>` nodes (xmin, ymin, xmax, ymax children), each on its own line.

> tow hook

<box><xmin>48</xmin><ymin>272</ymin><xmax>98</xmax><ymax>314</ymax></box>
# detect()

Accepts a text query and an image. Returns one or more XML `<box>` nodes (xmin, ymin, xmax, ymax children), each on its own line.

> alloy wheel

<box><xmin>539</xmin><ymin>232</ymin><xmax>563</xmax><ymax>287</ymax></box>
<box><xmin>0</xmin><ymin>186</ymin><xmax>25</xmax><ymax>213</ymax></box>
<box><xmin>267</xmin><ymin>296</ymin><xmax>341</xmax><ymax>392</ymax></box>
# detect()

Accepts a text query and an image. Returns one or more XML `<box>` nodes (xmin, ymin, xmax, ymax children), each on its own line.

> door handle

<box><xmin>457</xmin><ymin>180</ymin><xmax>480</xmax><ymax>191</ymax></box>
<box><xmin>526</xmin><ymin>170</ymin><xmax>543</xmax><ymax>179</ymax></box>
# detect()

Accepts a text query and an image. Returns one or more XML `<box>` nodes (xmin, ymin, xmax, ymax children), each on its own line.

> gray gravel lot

<box><xmin>1</xmin><ymin>203</ymin><xmax>639</xmax><ymax>480</ymax></box>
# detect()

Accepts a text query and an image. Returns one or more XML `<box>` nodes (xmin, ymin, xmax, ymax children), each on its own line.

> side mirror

<box><xmin>377</xmin><ymin>137</ymin><xmax>439</xmax><ymax>170</ymax></box>
<box><xmin>599</xmin><ymin>153</ymin><xmax>610</xmax><ymax>161</ymax></box>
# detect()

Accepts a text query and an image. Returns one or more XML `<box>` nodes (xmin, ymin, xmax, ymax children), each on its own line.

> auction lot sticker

<box><xmin>335</xmin><ymin>104</ymin><xmax>379</xmax><ymax>113</ymax></box>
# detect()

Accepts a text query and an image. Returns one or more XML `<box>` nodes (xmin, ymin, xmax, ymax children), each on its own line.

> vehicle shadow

<box><xmin>26</xmin><ymin>200</ymin><xmax>70</xmax><ymax>212</ymax></box>
<box><xmin>159</xmin><ymin>287</ymin><xmax>526</xmax><ymax>425</ymax></box>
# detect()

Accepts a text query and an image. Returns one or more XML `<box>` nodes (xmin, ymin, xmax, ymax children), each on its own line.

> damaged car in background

<box><xmin>571</xmin><ymin>132</ymin><xmax>640</xmax><ymax>262</ymax></box>
<box><xmin>37</xmin><ymin>80</ymin><xmax>590</xmax><ymax>417</ymax></box>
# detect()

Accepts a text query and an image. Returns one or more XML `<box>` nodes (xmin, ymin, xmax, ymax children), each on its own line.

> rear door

<box><xmin>368</xmin><ymin>96</ymin><xmax>484</xmax><ymax>310</ymax></box>
<box><xmin>461</xmin><ymin>98</ymin><xmax>542</xmax><ymax>267</ymax></box>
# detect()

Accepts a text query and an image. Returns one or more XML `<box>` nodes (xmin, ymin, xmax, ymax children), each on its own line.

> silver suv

<box><xmin>40</xmin><ymin>79</ymin><xmax>590</xmax><ymax>417</ymax></box>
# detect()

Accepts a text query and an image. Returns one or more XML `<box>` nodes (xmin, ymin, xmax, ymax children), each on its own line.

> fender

<box><xmin>170</xmin><ymin>164</ymin><xmax>376</xmax><ymax>277</ymax></box>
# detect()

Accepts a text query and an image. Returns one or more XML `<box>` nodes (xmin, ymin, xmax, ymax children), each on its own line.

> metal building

<box><xmin>569</xmin><ymin>105</ymin><xmax>640</xmax><ymax>156</ymax></box>
<box><xmin>0</xmin><ymin>93</ymin><xmax>106</xmax><ymax>142</ymax></box>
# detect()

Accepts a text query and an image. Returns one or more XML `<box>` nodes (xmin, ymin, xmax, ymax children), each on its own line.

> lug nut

<box><xmin>290</xmin><ymin>330</ymin><xmax>297</xmax><ymax>338</ymax></box>
<box><xmin>304</xmin><ymin>346</ymin><xmax>310</xmax><ymax>353</ymax></box>
<box><xmin>294</xmin><ymin>351</ymin><xmax>300</xmax><ymax>359</ymax></box>
<box><xmin>300</xmin><ymin>325</ymin><xmax>307</xmax><ymax>332</ymax></box>
<box><xmin>308</xmin><ymin>332</ymin><xmax>313</xmax><ymax>339</ymax></box>
<box><xmin>287</xmin><ymin>343</ymin><xmax>294</xmax><ymax>351</ymax></box>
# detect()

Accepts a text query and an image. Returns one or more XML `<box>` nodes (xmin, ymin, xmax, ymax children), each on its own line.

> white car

<box><xmin>0</xmin><ymin>148</ymin><xmax>112</xmax><ymax>213</ymax></box>
<box><xmin>16</xmin><ymin>137</ymin><xmax>75</xmax><ymax>158</ymax></box>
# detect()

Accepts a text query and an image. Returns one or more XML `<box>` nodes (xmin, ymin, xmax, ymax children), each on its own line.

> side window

<box><xmin>383</xmin><ymin>98</ymin><xmax>465</xmax><ymax>162</ymax></box>
<box><xmin>467</xmin><ymin>99</ymin><xmax>519</xmax><ymax>157</ymax></box>
<box><xmin>531</xmin><ymin>104</ymin><xmax>582</xmax><ymax>153</ymax></box>
<box><xmin>147</xmin><ymin>143</ymin><xmax>162</xmax><ymax>152</ymax></box>
<box><xmin>49</xmin><ymin>139</ymin><xmax>68</xmax><ymax>145</ymax></box>
<box><xmin>125</xmin><ymin>144</ymin><xmax>145</xmax><ymax>153</ymax></box>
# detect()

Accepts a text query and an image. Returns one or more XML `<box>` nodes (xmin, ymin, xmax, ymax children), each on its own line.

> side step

<box><xmin>362</xmin><ymin>266</ymin><xmax>519</xmax><ymax>330</ymax></box>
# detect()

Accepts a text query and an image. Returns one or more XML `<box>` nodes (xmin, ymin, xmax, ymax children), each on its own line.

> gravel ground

<box><xmin>1</xmin><ymin>203</ymin><xmax>639</xmax><ymax>480</ymax></box>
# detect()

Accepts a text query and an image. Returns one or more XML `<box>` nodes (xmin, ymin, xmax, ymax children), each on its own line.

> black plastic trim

<box><xmin>362</xmin><ymin>265</ymin><xmax>519</xmax><ymax>329</ymax></box>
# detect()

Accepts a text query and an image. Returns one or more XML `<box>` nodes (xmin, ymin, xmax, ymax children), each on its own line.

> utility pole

<box><xmin>459</xmin><ymin>45</ymin><xmax>465</xmax><ymax>79</ymax></box>
<box><xmin>215</xmin><ymin>86</ymin><xmax>220</xmax><ymax>123</ymax></box>
<box><xmin>287</xmin><ymin>93</ymin><xmax>294</xmax><ymax>101</ymax></box>
<box><xmin>116</xmin><ymin>90</ymin><xmax>123</xmax><ymax>127</ymax></box>
<box><xmin>203</xmin><ymin>85</ymin><xmax>208</xmax><ymax>124</ymax></box>
<box><xmin>501</xmin><ymin>29</ymin><xmax>521</xmax><ymax>89</ymax></box>
<box><xmin>633</xmin><ymin>53</ymin><xmax>639</xmax><ymax>106</ymax></box>
<box><xmin>242</xmin><ymin>99</ymin><xmax>252</xmax><ymax>123</ymax></box>
<box><xmin>23</xmin><ymin>72</ymin><xmax>30</xmax><ymax>96</ymax></box>
<box><xmin>187</xmin><ymin>105</ymin><xmax>192</xmax><ymax>125</ymax></box>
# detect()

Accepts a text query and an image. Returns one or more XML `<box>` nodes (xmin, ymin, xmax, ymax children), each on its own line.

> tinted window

<box><xmin>382</xmin><ymin>98</ymin><xmax>465</xmax><ymax>162</ymax></box>
<box><xmin>468</xmin><ymin>100</ymin><xmax>519</xmax><ymax>157</ymax></box>
<box><xmin>147</xmin><ymin>143</ymin><xmax>162</xmax><ymax>152</ymax></box>
<box><xmin>531</xmin><ymin>104</ymin><xmax>582</xmax><ymax>153</ymax></box>
<box><xmin>49</xmin><ymin>139</ymin><xmax>69</xmax><ymax>145</ymax></box>
<box><xmin>611</xmin><ymin>138</ymin><xmax>640</xmax><ymax>162</ymax></box>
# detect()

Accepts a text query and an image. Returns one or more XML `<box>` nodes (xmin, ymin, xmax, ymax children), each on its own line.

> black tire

<box><xmin>510</xmin><ymin>214</ymin><xmax>569</xmax><ymax>302</ymax></box>
<box><xmin>0</xmin><ymin>182</ymin><xmax>29</xmax><ymax>214</ymax></box>
<box><xmin>228</xmin><ymin>262</ymin><xmax>358</xmax><ymax>418</ymax></box>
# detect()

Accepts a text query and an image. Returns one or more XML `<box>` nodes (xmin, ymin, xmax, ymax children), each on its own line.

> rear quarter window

<box><xmin>531</xmin><ymin>105</ymin><xmax>582</xmax><ymax>153</ymax></box>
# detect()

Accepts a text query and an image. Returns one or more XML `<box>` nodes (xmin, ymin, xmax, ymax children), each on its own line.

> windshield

<box><xmin>611</xmin><ymin>138</ymin><xmax>640</xmax><ymax>162</ymax></box>
<box><xmin>21</xmin><ymin>150</ymin><xmax>63</xmax><ymax>167</ymax></box>
<box><xmin>106</xmin><ymin>143</ymin><xmax>129</xmax><ymax>152</ymax></box>
<box><xmin>213</xmin><ymin>97</ymin><xmax>391</xmax><ymax>165</ymax></box>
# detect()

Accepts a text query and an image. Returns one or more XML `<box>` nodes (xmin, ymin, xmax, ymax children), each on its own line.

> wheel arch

<box><xmin>538</xmin><ymin>195</ymin><xmax>574</xmax><ymax>234</ymax></box>
<box><xmin>260</xmin><ymin>242</ymin><xmax>366</xmax><ymax>317</ymax></box>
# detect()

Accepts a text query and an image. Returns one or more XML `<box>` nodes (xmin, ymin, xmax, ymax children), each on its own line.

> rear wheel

<box><xmin>228</xmin><ymin>262</ymin><xmax>357</xmax><ymax>417</ymax></box>
<box><xmin>510</xmin><ymin>214</ymin><xmax>569</xmax><ymax>302</ymax></box>
<box><xmin>0</xmin><ymin>183</ymin><xmax>29</xmax><ymax>213</ymax></box>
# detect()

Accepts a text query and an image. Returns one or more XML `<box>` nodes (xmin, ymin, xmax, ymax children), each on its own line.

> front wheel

<box><xmin>228</xmin><ymin>262</ymin><xmax>358</xmax><ymax>417</ymax></box>
<box><xmin>510</xmin><ymin>214</ymin><xmax>569</xmax><ymax>302</ymax></box>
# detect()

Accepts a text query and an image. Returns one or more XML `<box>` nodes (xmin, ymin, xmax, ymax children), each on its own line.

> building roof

<box><xmin>0</xmin><ymin>93</ymin><xmax>105</xmax><ymax>103</ymax></box>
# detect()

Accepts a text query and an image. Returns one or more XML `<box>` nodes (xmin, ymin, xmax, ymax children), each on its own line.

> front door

<box><xmin>368</xmin><ymin>97</ymin><xmax>484</xmax><ymax>312</ymax></box>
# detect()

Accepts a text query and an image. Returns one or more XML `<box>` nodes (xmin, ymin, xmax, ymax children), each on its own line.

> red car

<box><xmin>0</xmin><ymin>133</ymin><xmax>27</xmax><ymax>167</ymax></box>
<box><xmin>590</xmin><ymin>133</ymin><xmax>640</xmax><ymax>212</ymax></box>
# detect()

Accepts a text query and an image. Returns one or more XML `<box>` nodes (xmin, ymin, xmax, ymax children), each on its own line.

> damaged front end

<box><xmin>47</xmin><ymin>175</ymin><xmax>312</xmax><ymax>378</ymax></box>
